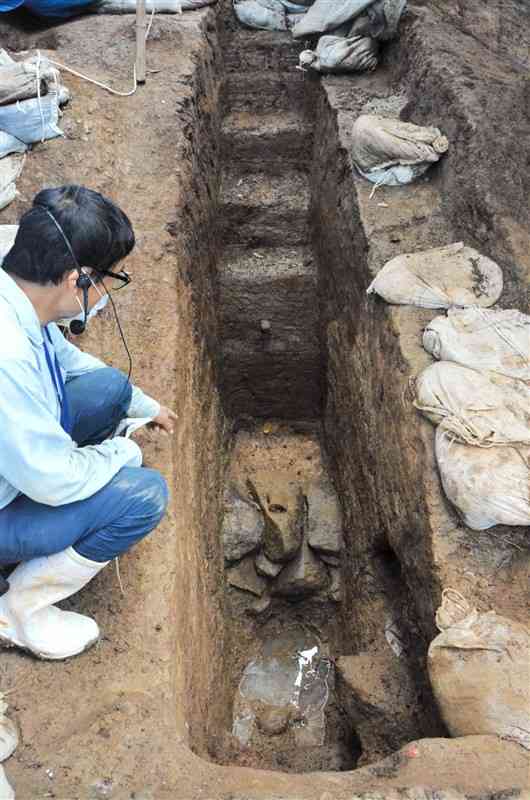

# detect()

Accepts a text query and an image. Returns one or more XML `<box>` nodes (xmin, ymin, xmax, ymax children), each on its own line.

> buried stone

<box><xmin>227</xmin><ymin>555</ymin><xmax>268</xmax><ymax>597</ymax></box>
<box><xmin>222</xmin><ymin>487</ymin><xmax>264</xmax><ymax>562</ymax></box>
<box><xmin>272</xmin><ymin>539</ymin><xmax>328</xmax><ymax>599</ymax></box>
<box><xmin>255</xmin><ymin>550</ymin><xmax>283</xmax><ymax>579</ymax></box>
<box><xmin>305</xmin><ymin>478</ymin><xmax>344</xmax><ymax>557</ymax></box>
<box><xmin>247</xmin><ymin>478</ymin><xmax>304</xmax><ymax>563</ymax></box>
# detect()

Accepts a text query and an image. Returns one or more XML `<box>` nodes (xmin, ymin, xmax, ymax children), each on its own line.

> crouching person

<box><xmin>0</xmin><ymin>185</ymin><xmax>175</xmax><ymax>660</ymax></box>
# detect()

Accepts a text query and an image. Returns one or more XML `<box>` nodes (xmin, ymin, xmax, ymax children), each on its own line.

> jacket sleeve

<box><xmin>0</xmin><ymin>357</ymin><xmax>142</xmax><ymax>506</ymax></box>
<box><xmin>49</xmin><ymin>325</ymin><xmax>161</xmax><ymax>419</ymax></box>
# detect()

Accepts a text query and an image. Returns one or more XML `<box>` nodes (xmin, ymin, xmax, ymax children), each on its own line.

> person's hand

<box><xmin>150</xmin><ymin>405</ymin><xmax>178</xmax><ymax>436</ymax></box>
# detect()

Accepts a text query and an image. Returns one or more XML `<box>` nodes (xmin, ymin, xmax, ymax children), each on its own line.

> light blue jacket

<box><xmin>0</xmin><ymin>268</ymin><xmax>160</xmax><ymax>509</ymax></box>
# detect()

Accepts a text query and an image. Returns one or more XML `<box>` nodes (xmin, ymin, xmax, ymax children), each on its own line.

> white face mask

<box><xmin>58</xmin><ymin>271</ymin><xmax>109</xmax><ymax>326</ymax></box>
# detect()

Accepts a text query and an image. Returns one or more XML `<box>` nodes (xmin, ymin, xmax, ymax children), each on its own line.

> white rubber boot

<box><xmin>0</xmin><ymin>547</ymin><xmax>108</xmax><ymax>660</ymax></box>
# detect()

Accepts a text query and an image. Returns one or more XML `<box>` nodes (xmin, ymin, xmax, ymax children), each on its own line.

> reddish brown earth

<box><xmin>0</xmin><ymin>1</ymin><xmax>528</xmax><ymax>798</ymax></box>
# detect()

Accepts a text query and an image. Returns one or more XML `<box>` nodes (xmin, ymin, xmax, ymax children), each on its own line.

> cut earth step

<box><xmin>223</xmin><ymin>70</ymin><xmax>308</xmax><ymax>114</ymax></box>
<box><xmin>220</xmin><ymin>171</ymin><xmax>311</xmax><ymax>247</ymax></box>
<box><xmin>221</xmin><ymin>110</ymin><xmax>313</xmax><ymax>173</ymax></box>
<box><xmin>223</xmin><ymin>29</ymin><xmax>304</xmax><ymax>73</ymax></box>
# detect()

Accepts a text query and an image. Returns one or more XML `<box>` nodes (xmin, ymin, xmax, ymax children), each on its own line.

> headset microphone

<box><xmin>69</xmin><ymin>272</ymin><xmax>92</xmax><ymax>335</ymax></box>
<box><xmin>36</xmin><ymin>204</ymin><xmax>134</xmax><ymax>382</ymax></box>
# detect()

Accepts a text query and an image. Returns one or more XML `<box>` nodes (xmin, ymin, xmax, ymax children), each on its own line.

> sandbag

<box><xmin>435</xmin><ymin>427</ymin><xmax>530</xmax><ymax>529</ymax></box>
<box><xmin>299</xmin><ymin>34</ymin><xmax>378</xmax><ymax>73</ymax></box>
<box><xmin>0</xmin><ymin>92</ymin><xmax>62</xmax><ymax>144</ymax></box>
<box><xmin>292</xmin><ymin>0</ymin><xmax>405</xmax><ymax>39</ymax></box>
<box><xmin>0</xmin><ymin>131</ymin><xmax>27</xmax><ymax>159</ymax></box>
<box><xmin>424</xmin><ymin>307</ymin><xmax>530</xmax><ymax>382</ymax></box>
<box><xmin>414</xmin><ymin>362</ymin><xmax>530</xmax><ymax>447</ymax></box>
<box><xmin>0</xmin><ymin>693</ymin><xmax>18</xmax><ymax>763</ymax></box>
<box><xmin>428</xmin><ymin>589</ymin><xmax>530</xmax><ymax>749</ymax></box>
<box><xmin>352</xmin><ymin>114</ymin><xmax>448</xmax><ymax>186</ymax></box>
<box><xmin>349</xmin><ymin>0</ymin><xmax>406</xmax><ymax>40</ymax></box>
<box><xmin>0</xmin><ymin>51</ymin><xmax>63</xmax><ymax>105</ymax></box>
<box><xmin>0</xmin><ymin>155</ymin><xmax>24</xmax><ymax>211</ymax></box>
<box><xmin>0</xmin><ymin>225</ymin><xmax>18</xmax><ymax>263</ymax></box>
<box><xmin>292</xmin><ymin>0</ymin><xmax>373</xmax><ymax>37</ymax></box>
<box><xmin>367</xmin><ymin>243</ymin><xmax>503</xmax><ymax>309</ymax></box>
<box><xmin>281</xmin><ymin>0</ymin><xmax>309</xmax><ymax>9</ymax></box>
<box><xmin>98</xmin><ymin>0</ymin><xmax>216</xmax><ymax>11</ymax></box>
<box><xmin>0</xmin><ymin>62</ymin><xmax>44</xmax><ymax>106</ymax></box>
<box><xmin>233</xmin><ymin>0</ymin><xmax>287</xmax><ymax>30</ymax></box>
<box><xmin>0</xmin><ymin>766</ymin><xmax>14</xmax><ymax>800</ymax></box>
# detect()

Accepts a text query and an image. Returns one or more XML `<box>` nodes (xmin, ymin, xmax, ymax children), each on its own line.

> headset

<box><xmin>37</xmin><ymin>205</ymin><xmax>133</xmax><ymax>380</ymax></box>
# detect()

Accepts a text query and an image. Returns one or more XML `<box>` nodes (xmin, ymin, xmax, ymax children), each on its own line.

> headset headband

<box><xmin>35</xmin><ymin>205</ymin><xmax>81</xmax><ymax>271</ymax></box>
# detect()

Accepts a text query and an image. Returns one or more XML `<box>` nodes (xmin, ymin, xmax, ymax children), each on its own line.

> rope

<box><xmin>34</xmin><ymin>51</ymin><xmax>47</xmax><ymax>142</ymax></box>
<box><xmin>46</xmin><ymin>7</ymin><xmax>157</xmax><ymax>98</ymax></box>
<box><xmin>435</xmin><ymin>588</ymin><xmax>471</xmax><ymax>632</ymax></box>
<box><xmin>48</xmin><ymin>58</ymin><xmax>138</xmax><ymax>97</ymax></box>
<box><xmin>474</xmin><ymin>306</ymin><xmax>530</xmax><ymax>366</ymax></box>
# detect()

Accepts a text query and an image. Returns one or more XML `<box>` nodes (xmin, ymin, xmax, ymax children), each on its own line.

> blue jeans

<box><xmin>0</xmin><ymin>368</ymin><xmax>168</xmax><ymax>564</ymax></box>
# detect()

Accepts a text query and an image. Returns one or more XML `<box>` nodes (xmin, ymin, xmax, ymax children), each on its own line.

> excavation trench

<box><xmin>194</xmin><ymin>6</ymin><xmax>448</xmax><ymax>773</ymax></box>
<box><xmin>2</xmin><ymin>2</ymin><xmax>529</xmax><ymax>796</ymax></box>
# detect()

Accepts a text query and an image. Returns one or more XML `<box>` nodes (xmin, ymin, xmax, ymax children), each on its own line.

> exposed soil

<box><xmin>0</xmin><ymin>1</ymin><xmax>528</xmax><ymax>798</ymax></box>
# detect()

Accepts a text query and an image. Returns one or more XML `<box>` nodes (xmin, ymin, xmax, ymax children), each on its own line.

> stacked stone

<box><xmin>223</xmin><ymin>476</ymin><xmax>343</xmax><ymax>614</ymax></box>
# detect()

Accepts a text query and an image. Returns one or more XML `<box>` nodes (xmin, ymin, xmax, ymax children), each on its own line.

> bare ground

<box><xmin>0</xmin><ymin>2</ymin><xmax>528</xmax><ymax>798</ymax></box>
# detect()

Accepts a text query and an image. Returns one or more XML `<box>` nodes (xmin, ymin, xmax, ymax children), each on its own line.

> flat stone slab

<box><xmin>272</xmin><ymin>539</ymin><xmax>328</xmax><ymax>598</ymax></box>
<box><xmin>248</xmin><ymin>476</ymin><xmax>304</xmax><ymax>563</ymax></box>
<box><xmin>223</xmin><ymin>487</ymin><xmax>265</xmax><ymax>562</ymax></box>
<box><xmin>255</xmin><ymin>550</ymin><xmax>283</xmax><ymax>578</ymax></box>
<box><xmin>306</xmin><ymin>478</ymin><xmax>343</xmax><ymax>557</ymax></box>
<box><xmin>227</xmin><ymin>556</ymin><xmax>268</xmax><ymax>597</ymax></box>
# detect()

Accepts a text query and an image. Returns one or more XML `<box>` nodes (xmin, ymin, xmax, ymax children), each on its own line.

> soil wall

<box><xmin>1</xmin><ymin>9</ymin><xmax>233</xmax><ymax>794</ymax></box>
<box><xmin>399</xmin><ymin>1</ymin><xmax>530</xmax><ymax>306</ymax></box>
<box><xmin>311</xmin><ymin>0</ymin><xmax>530</xmax><ymax>712</ymax></box>
<box><xmin>0</xmin><ymin>2</ymin><xmax>529</xmax><ymax>797</ymax></box>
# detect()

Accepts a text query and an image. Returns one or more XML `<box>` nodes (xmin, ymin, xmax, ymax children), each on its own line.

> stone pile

<box><xmin>222</xmin><ymin>475</ymin><xmax>343</xmax><ymax>613</ymax></box>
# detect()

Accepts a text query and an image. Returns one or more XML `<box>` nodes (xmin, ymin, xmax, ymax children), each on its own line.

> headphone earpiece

<box><xmin>76</xmin><ymin>272</ymin><xmax>92</xmax><ymax>290</ymax></box>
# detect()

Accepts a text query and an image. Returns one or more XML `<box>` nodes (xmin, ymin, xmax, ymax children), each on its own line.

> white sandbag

<box><xmin>177</xmin><ymin>0</ymin><xmax>216</xmax><ymax>5</ymax></box>
<box><xmin>0</xmin><ymin>53</ymin><xmax>63</xmax><ymax>106</ymax></box>
<box><xmin>414</xmin><ymin>362</ymin><xmax>530</xmax><ymax>447</ymax></box>
<box><xmin>0</xmin><ymin>156</ymin><xmax>24</xmax><ymax>212</ymax></box>
<box><xmin>0</xmin><ymin>226</ymin><xmax>18</xmax><ymax>263</ymax></box>
<box><xmin>0</xmin><ymin>51</ymin><xmax>13</xmax><ymax>69</ymax></box>
<box><xmin>281</xmin><ymin>0</ymin><xmax>310</xmax><ymax>10</ymax></box>
<box><xmin>424</xmin><ymin>306</ymin><xmax>530</xmax><ymax>382</ymax></box>
<box><xmin>0</xmin><ymin>93</ymin><xmax>62</xmax><ymax>145</ymax></box>
<box><xmin>362</xmin><ymin>162</ymin><xmax>435</xmax><ymax>185</ymax></box>
<box><xmin>367</xmin><ymin>243</ymin><xmax>503</xmax><ymax>309</ymax></box>
<box><xmin>233</xmin><ymin>0</ymin><xmax>287</xmax><ymax>29</ymax></box>
<box><xmin>98</xmin><ymin>0</ymin><xmax>216</xmax><ymax>10</ymax></box>
<box><xmin>349</xmin><ymin>0</ymin><xmax>406</xmax><ymax>41</ymax></box>
<box><xmin>435</xmin><ymin>427</ymin><xmax>530</xmax><ymax>529</ymax></box>
<box><xmin>299</xmin><ymin>34</ymin><xmax>378</xmax><ymax>73</ymax></box>
<box><xmin>0</xmin><ymin>767</ymin><xmax>14</xmax><ymax>800</ymax></box>
<box><xmin>292</xmin><ymin>0</ymin><xmax>373</xmax><ymax>37</ymax></box>
<box><xmin>292</xmin><ymin>0</ymin><xmax>405</xmax><ymax>39</ymax></box>
<box><xmin>0</xmin><ymin>63</ymin><xmax>43</xmax><ymax>107</ymax></box>
<box><xmin>0</xmin><ymin>694</ymin><xmax>18</xmax><ymax>763</ymax></box>
<box><xmin>352</xmin><ymin>114</ymin><xmax>448</xmax><ymax>185</ymax></box>
<box><xmin>428</xmin><ymin>589</ymin><xmax>530</xmax><ymax>750</ymax></box>
<box><xmin>0</xmin><ymin>132</ymin><xmax>27</xmax><ymax>159</ymax></box>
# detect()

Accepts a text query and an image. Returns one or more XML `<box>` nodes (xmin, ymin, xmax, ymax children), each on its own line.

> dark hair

<box><xmin>3</xmin><ymin>185</ymin><xmax>135</xmax><ymax>285</ymax></box>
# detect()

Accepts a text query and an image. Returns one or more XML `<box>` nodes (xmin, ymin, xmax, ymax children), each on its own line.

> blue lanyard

<box><xmin>42</xmin><ymin>327</ymin><xmax>72</xmax><ymax>435</ymax></box>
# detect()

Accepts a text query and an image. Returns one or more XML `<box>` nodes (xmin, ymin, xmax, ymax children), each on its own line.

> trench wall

<box><xmin>65</xmin><ymin>8</ymin><xmax>232</xmax><ymax>757</ymax></box>
<box><xmin>312</xmin><ymin>2</ymin><xmax>530</xmax><ymax>662</ymax></box>
<box><xmin>398</xmin><ymin>2</ymin><xmax>530</xmax><ymax>307</ymax></box>
<box><xmin>2</xmin><ymin>12</ymin><xmax>232</xmax><ymax>796</ymax></box>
